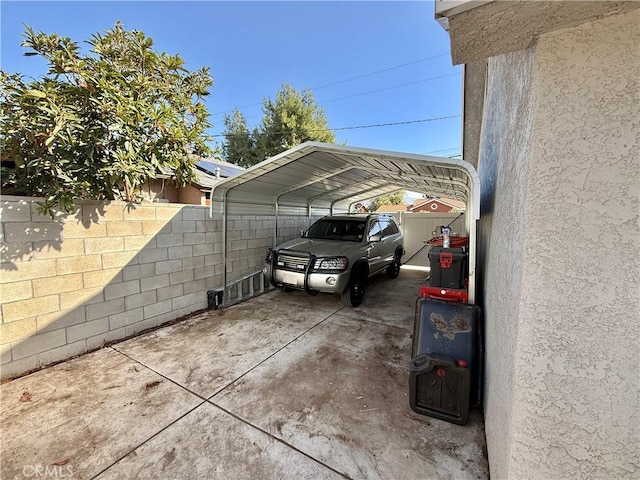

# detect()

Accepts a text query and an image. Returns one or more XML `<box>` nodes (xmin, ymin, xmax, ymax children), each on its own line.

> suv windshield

<box><xmin>305</xmin><ymin>219</ymin><xmax>366</xmax><ymax>242</ymax></box>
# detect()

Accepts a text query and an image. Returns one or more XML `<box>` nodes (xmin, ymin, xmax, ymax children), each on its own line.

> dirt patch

<box><xmin>144</xmin><ymin>380</ymin><xmax>161</xmax><ymax>391</ymax></box>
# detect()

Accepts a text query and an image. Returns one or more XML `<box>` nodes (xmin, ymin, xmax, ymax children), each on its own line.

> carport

<box><xmin>1</xmin><ymin>143</ymin><xmax>487</xmax><ymax>479</ymax></box>
<box><xmin>210</xmin><ymin>142</ymin><xmax>480</xmax><ymax>304</ymax></box>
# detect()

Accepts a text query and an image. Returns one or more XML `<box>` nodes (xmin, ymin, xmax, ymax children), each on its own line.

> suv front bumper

<box><xmin>264</xmin><ymin>264</ymin><xmax>350</xmax><ymax>294</ymax></box>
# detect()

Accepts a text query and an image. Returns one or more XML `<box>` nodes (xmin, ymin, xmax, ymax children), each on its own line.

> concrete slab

<box><xmin>1</xmin><ymin>270</ymin><xmax>487</xmax><ymax>479</ymax></box>
<box><xmin>268</xmin><ymin>269</ymin><xmax>424</xmax><ymax>332</ymax></box>
<box><xmin>0</xmin><ymin>348</ymin><xmax>201</xmax><ymax>479</ymax></box>
<box><xmin>114</xmin><ymin>297</ymin><xmax>342</xmax><ymax>398</ymax></box>
<box><xmin>214</xmin><ymin>313</ymin><xmax>488</xmax><ymax>480</ymax></box>
<box><xmin>96</xmin><ymin>402</ymin><xmax>344</xmax><ymax>479</ymax></box>
<box><xmin>336</xmin><ymin>270</ymin><xmax>424</xmax><ymax>330</ymax></box>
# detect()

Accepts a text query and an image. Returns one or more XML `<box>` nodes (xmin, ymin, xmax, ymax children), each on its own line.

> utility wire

<box><xmin>423</xmin><ymin>147</ymin><xmax>461</xmax><ymax>155</ymax></box>
<box><xmin>311</xmin><ymin>53</ymin><xmax>451</xmax><ymax>91</ymax></box>
<box><xmin>210</xmin><ymin>115</ymin><xmax>461</xmax><ymax>138</ymax></box>
<box><xmin>214</xmin><ymin>71</ymin><xmax>462</xmax><ymax>123</ymax></box>
<box><xmin>328</xmin><ymin>115</ymin><xmax>460</xmax><ymax>132</ymax></box>
<box><xmin>211</xmin><ymin>53</ymin><xmax>452</xmax><ymax>117</ymax></box>
<box><xmin>318</xmin><ymin>72</ymin><xmax>460</xmax><ymax>104</ymax></box>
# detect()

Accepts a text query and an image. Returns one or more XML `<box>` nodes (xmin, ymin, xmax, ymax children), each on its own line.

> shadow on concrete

<box><xmin>0</xmin><ymin>269</ymin><xmax>489</xmax><ymax>479</ymax></box>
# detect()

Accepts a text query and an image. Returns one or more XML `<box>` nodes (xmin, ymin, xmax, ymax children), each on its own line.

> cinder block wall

<box><xmin>0</xmin><ymin>196</ymin><xmax>313</xmax><ymax>379</ymax></box>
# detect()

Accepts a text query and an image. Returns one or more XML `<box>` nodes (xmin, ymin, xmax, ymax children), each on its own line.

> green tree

<box><xmin>221</xmin><ymin>108</ymin><xmax>259</xmax><ymax>168</ymax></box>
<box><xmin>221</xmin><ymin>83</ymin><xmax>335</xmax><ymax>167</ymax></box>
<box><xmin>0</xmin><ymin>23</ymin><xmax>213</xmax><ymax>216</ymax></box>
<box><xmin>258</xmin><ymin>83</ymin><xmax>335</xmax><ymax>159</ymax></box>
<box><xmin>369</xmin><ymin>191</ymin><xmax>405</xmax><ymax>212</ymax></box>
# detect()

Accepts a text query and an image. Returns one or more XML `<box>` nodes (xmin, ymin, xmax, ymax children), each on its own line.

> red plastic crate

<box><xmin>420</xmin><ymin>286</ymin><xmax>468</xmax><ymax>304</ymax></box>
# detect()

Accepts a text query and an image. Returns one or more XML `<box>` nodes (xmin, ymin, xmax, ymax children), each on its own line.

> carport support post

<box><xmin>467</xmin><ymin>213</ymin><xmax>477</xmax><ymax>305</ymax></box>
<box><xmin>273</xmin><ymin>201</ymin><xmax>279</xmax><ymax>247</ymax></box>
<box><xmin>222</xmin><ymin>188</ymin><xmax>229</xmax><ymax>305</ymax></box>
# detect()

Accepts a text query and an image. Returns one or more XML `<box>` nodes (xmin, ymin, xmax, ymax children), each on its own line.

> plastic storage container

<box><xmin>428</xmin><ymin>247</ymin><xmax>467</xmax><ymax>289</ymax></box>
<box><xmin>412</xmin><ymin>298</ymin><xmax>482</xmax><ymax>409</ymax></box>
<box><xmin>409</xmin><ymin>354</ymin><xmax>470</xmax><ymax>425</ymax></box>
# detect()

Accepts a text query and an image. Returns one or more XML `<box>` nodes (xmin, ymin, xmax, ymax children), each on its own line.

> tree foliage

<box><xmin>369</xmin><ymin>191</ymin><xmax>405</xmax><ymax>212</ymax></box>
<box><xmin>221</xmin><ymin>83</ymin><xmax>335</xmax><ymax>167</ymax></box>
<box><xmin>221</xmin><ymin>108</ymin><xmax>259</xmax><ymax>168</ymax></box>
<box><xmin>0</xmin><ymin>23</ymin><xmax>213</xmax><ymax>216</ymax></box>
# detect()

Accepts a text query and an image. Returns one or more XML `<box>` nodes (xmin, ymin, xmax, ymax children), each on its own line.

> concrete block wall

<box><xmin>228</xmin><ymin>215</ymin><xmax>316</xmax><ymax>279</ymax></box>
<box><xmin>0</xmin><ymin>196</ymin><xmax>312</xmax><ymax>379</ymax></box>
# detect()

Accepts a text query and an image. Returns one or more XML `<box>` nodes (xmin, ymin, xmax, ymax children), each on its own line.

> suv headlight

<box><xmin>313</xmin><ymin>257</ymin><xmax>348</xmax><ymax>271</ymax></box>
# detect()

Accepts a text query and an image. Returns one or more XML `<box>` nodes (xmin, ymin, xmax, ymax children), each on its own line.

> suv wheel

<box><xmin>386</xmin><ymin>250</ymin><xmax>402</xmax><ymax>279</ymax></box>
<box><xmin>342</xmin><ymin>268</ymin><xmax>367</xmax><ymax>308</ymax></box>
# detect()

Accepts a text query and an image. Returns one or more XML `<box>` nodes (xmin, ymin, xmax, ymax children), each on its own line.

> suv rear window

<box><xmin>306</xmin><ymin>219</ymin><xmax>366</xmax><ymax>242</ymax></box>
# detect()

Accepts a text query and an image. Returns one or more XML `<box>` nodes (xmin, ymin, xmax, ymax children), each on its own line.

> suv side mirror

<box><xmin>368</xmin><ymin>234</ymin><xmax>382</xmax><ymax>242</ymax></box>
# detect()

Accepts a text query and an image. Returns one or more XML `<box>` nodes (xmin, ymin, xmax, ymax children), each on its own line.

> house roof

<box><xmin>158</xmin><ymin>158</ymin><xmax>245</xmax><ymax>191</ymax></box>
<box><xmin>409</xmin><ymin>197</ymin><xmax>466</xmax><ymax>211</ymax></box>
<box><xmin>375</xmin><ymin>204</ymin><xmax>408</xmax><ymax>213</ymax></box>
<box><xmin>191</xmin><ymin>167</ymin><xmax>219</xmax><ymax>190</ymax></box>
<box><xmin>196</xmin><ymin>159</ymin><xmax>245</xmax><ymax>178</ymax></box>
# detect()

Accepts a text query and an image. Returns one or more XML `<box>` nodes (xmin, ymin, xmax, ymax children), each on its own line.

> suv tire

<box><xmin>386</xmin><ymin>250</ymin><xmax>402</xmax><ymax>279</ymax></box>
<box><xmin>342</xmin><ymin>267</ymin><xmax>367</xmax><ymax>308</ymax></box>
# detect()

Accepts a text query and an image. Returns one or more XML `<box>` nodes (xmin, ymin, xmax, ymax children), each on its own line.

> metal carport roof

<box><xmin>209</xmin><ymin>142</ymin><xmax>480</xmax><ymax>304</ymax></box>
<box><xmin>210</xmin><ymin>142</ymin><xmax>479</xmax><ymax>218</ymax></box>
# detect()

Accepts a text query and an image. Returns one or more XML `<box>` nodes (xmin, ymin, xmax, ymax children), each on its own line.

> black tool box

<box><xmin>428</xmin><ymin>247</ymin><xmax>467</xmax><ymax>289</ymax></box>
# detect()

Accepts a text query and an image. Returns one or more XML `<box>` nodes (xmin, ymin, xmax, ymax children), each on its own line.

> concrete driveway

<box><xmin>0</xmin><ymin>269</ymin><xmax>488</xmax><ymax>480</ymax></box>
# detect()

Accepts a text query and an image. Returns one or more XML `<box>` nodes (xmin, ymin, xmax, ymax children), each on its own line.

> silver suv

<box><xmin>264</xmin><ymin>214</ymin><xmax>404</xmax><ymax>307</ymax></box>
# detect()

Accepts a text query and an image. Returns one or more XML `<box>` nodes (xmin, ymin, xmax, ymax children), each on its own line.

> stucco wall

<box><xmin>142</xmin><ymin>179</ymin><xmax>178</xmax><ymax>203</ymax></box>
<box><xmin>462</xmin><ymin>59</ymin><xmax>487</xmax><ymax>169</ymax></box>
<box><xmin>177</xmin><ymin>184</ymin><xmax>205</xmax><ymax>206</ymax></box>
<box><xmin>478</xmin><ymin>10</ymin><xmax>639</xmax><ymax>479</ymax></box>
<box><xmin>510</xmin><ymin>11</ymin><xmax>639</xmax><ymax>479</ymax></box>
<box><xmin>476</xmin><ymin>47</ymin><xmax>536</xmax><ymax>480</ymax></box>
<box><xmin>0</xmin><ymin>197</ymin><xmax>313</xmax><ymax>380</ymax></box>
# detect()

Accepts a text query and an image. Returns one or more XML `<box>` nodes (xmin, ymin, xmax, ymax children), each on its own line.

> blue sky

<box><xmin>1</xmin><ymin>1</ymin><xmax>462</xmax><ymax>158</ymax></box>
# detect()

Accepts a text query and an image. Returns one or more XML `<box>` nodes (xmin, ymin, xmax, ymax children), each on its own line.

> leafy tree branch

<box><xmin>0</xmin><ymin>23</ymin><xmax>213</xmax><ymax>217</ymax></box>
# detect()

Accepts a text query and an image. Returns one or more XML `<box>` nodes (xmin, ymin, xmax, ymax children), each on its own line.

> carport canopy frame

<box><xmin>210</xmin><ymin>142</ymin><xmax>480</xmax><ymax>304</ymax></box>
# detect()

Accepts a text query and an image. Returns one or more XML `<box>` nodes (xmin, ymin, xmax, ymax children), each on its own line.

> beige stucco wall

<box><xmin>477</xmin><ymin>47</ymin><xmax>536</xmax><ymax>480</ymax></box>
<box><xmin>448</xmin><ymin>0</ymin><xmax>638</xmax><ymax>65</ymax></box>
<box><xmin>142</xmin><ymin>179</ymin><xmax>178</xmax><ymax>203</ymax></box>
<box><xmin>177</xmin><ymin>184</ymin><xmax>205</xmax><ymax>205</ymax></box>
<box><xmin>462</xmin><ymin>59</ymin><xmax>487</xmax><ymax>169</ymax></box>
<box><xmin>478</xmin><ymin>10</ymin><xmax>639</xmax><ymax>479</ymax></box>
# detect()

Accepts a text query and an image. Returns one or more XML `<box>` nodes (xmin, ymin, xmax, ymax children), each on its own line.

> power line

<box><xmin>329</xmin><ymin>115</ymin><xmax>460</xmax><ymax>132</ymax></box>
<box><xmin>423</xmin><ymin>147</ymin><xmax>461</xmax><ymax>155</ymax></box>
<box><xmin>210</xmin><ymin>115</ymin><xmax>461</xmax><ymax>138</ymax></box>
<box><xmin>318</xmin><ymin>72</ymin><xmax>460</xmax><ymax>104</ymax></box>
<box><xmin>214</xmin><ymin>71</ymin><xmax>462</xmax><ymax>123</ymax></box>
<box><xmin>210</xmin><ymin>53</ymin><xmax>452</xmax><ymax>117</ymax></box>
<box><xmin>311</xmin><ymin>53</ymin><xmax>451</xmax><ymax>91</ymax></box>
